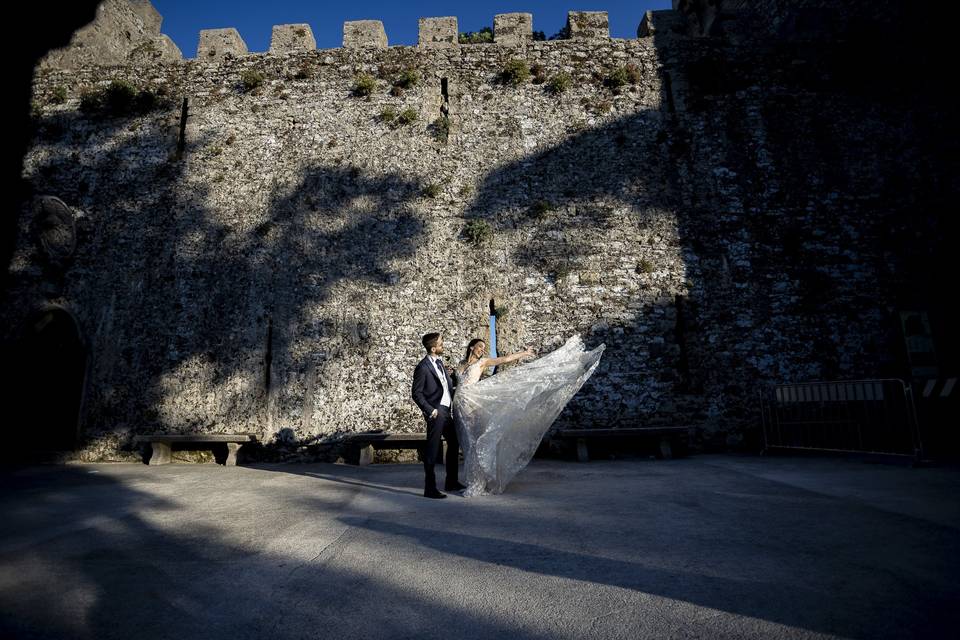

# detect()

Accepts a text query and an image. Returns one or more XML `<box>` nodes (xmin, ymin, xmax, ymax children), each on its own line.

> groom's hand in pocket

<box><xmin>430</xmin><ymin>409</ymin><xmax>438</xmax><ymax>419</ymax></box>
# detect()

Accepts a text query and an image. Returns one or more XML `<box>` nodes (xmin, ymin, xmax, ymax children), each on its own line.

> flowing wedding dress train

<box><xmin>452</xmin><ymin>335</ymin><xmax>605</xmax><ymax>496</ymax></box>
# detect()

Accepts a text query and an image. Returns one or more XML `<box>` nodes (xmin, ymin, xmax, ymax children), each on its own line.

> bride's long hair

<box><xmin>463</xmin><ymin>338</ymin><xmax>485</xmax><ymax>365</ymax></box>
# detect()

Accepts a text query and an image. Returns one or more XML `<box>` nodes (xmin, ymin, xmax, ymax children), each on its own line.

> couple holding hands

<box><xmin>412</xmin><ymin>331</ymin><xmax>604</xmax><ymax>498</ymax></box>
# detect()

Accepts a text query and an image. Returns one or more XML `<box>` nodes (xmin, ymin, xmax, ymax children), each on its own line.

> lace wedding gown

<box><xmin>452</xmin><ymin>335</ymin><xmax>605</xmax><ymax>496</ymax></box>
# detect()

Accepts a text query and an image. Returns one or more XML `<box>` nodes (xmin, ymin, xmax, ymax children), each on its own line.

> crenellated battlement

<box><xmin>42</xmin><ymin>3</ymin><xmax>631</xmax><ymax>70</ymax></box>
<box><xmin>494</xmin><ymin>13</ymin><xmax>534</xmax><ymax>46</ymax></box>
<box><xmin>270</xmin><ymin>24</ymin><xmax>317</xmax><ymax>54</ymax></box>
<box><xmin>197</xmin><ymin>28</ymin><xmax>247</xmax><ymax>61</ymax></box>
<box><xmin>42</xmin><ymin>0</ymin><xmax>885</xmax><ymax>72</ymax></box>
<box><xmin>196</xmin><ymin>11</ymin><xmax>611</xmax><ymax>58</ymax></box>
<box><xmin>343</xmin><ymin>21</ymin><xmax>387</xmax><ymax>49</ymax></box>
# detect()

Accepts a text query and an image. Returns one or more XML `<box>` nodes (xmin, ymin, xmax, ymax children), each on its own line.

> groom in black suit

<box><xmin>411</xmin><ymin>332</ymin><xmax>465</xmax><ymax>499</ymax></box>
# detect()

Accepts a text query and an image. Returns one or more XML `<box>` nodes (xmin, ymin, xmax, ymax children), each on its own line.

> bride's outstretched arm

<box><xmin>482</xmin><ymin>347</ymin><xmax>535</xmax><ymax>368</ymax></box>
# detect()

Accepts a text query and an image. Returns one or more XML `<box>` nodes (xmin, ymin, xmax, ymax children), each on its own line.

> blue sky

<box><xmin>151</xmin><ymin>1</ymin><xmax>672</xmax><ymax>57</ymax></box>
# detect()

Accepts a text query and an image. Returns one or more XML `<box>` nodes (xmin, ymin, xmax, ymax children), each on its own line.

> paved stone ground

<box><xmin>1</xmin><ymin>454</ymin><xmax>957</xmax><ymax>639</ymax></box>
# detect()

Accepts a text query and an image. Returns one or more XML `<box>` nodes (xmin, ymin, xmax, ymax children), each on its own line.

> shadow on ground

<box><xmin>2</xmin><ymin>456</ymin><xmax>957</xmax><ymax>639</ymax></box>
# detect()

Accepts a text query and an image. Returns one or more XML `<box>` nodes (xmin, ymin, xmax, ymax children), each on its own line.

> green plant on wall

<box><xmin>464</xmin><ymin>219</ymin><xmax>492</xmax><ymax>245</ymax></box>
<box><xmin>241</xmin><ymin>69</ymin><xmax>265</xmax><ymax>92</ymax></box>
<box><xmin>605</xmin><ymin>63</ymin><xmax>641</xmax><ymax>92</ymax></box>
<box><xmin>393</xmin><ymin>69</ymin><xmax>420</xmax><ymax>90</ymax></box>
<box><xmin>50</xmin><ymin>86</ymin><xmax>68</xmax><ymax>104</ymax></box>
<box><xmin>397</xmin><ymin>107</ymin><xmax>418</xmax><ymax>125</ymax></box>
<box><xmin>501</xmin><ymin>59</ymin><xmax>530</xmax><ymax>86</ymax></box>
<box><xmin>380</xmin><ymin>106</ymin><xmax>397</xmax><ymax>123</ymax></box>
<box><xmin>353</xmin><ymin>73</ymin><xmax>376</xmax><ymax>97</ymax></box>
<box><xmin>546</xmin><ymin>72</ymin><xmax>572</xmax><ymax>95</ymax></box>
<box><xmin>104</xmin><ymin>79</ymin><xmax>138</xmax><ymax>111</ymax></box>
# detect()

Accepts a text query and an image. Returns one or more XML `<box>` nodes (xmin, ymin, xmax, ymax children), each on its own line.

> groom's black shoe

<box><xmin>444</xmin><ymin>481</ymin><xmax>467</xmax><ymax>492</ymax></box>
<box><xmin>424</xmin><ymin>488</ymin><xmax>447</xmax><ymax>499</ymax></box>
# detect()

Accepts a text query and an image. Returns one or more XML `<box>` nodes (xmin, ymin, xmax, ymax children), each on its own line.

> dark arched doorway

<box><xmin>5</xmin><ymin>306</ymin><xmax>87</xmax><ymax>457</ymax></box>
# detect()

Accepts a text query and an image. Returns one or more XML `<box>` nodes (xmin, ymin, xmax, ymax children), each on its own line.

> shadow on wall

<box><xmin>8</xmin><ymin>97</ymin><xmax>432</xmax><ymax>448</ymax></box>
<box><xmin>459</xmin><ymin>105</ymin><xmax>705</xmax><ymax>433</ymax></box>
<box><xmin>457</xmin><ymin>12</ymin><xmax>960</xmax><ymax>446</ymax></box>
<box><xmin>0</xmin><ymin>79</ymin><xmax>877</xmax><ymax>454</ymax></box>
<box><xmin>1</xmin><ymin>1</ymin><xmax>101</xmax><ymax>297</ymax></box>
<box><xmin>7</xmin><ymin>2</ymin><xmax>959</xmax><ymax>458</ymax></box>
<box><xmin>0</xmin><ymin>0</ymin><xmax>123</xmax><ymax>459</ymax></box>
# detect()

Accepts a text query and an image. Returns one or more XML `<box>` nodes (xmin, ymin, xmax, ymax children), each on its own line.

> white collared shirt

<box><xmin>430</xmin><ymin>356</ymin><xmax>452</xmax><ymax>407</ymax></box>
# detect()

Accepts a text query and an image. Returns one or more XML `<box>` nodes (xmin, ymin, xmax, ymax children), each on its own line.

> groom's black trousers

<box><xmin>423</xmin><ymin>405</ymin><xmax>459</xmax><ymax>492</ymax></box>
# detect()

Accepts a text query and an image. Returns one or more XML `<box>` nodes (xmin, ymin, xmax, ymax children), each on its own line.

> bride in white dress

<box><xmin>452</xmin><ymin>334</ymin><xmax>605</xmax><ymax>496</ymax></box>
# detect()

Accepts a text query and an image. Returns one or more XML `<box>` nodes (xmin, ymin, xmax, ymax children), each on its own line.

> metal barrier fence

<box><xmin>760</xmin><ymin>379</ymin><xmax>923</xmax><ymax>460</ymax></box>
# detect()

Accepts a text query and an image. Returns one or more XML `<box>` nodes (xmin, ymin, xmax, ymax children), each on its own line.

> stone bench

<box><xmin>133</xmin><ymin>434</ymin><xmax>258</xmax><ymax>466</ymax></box>
<box><xmin>343</xmin><ymin>431</ymin><xmax>451</xmax><ymax>466</ymax></box>
<box><xmin>557</xmin><ymin>427</ymin><xmax>692</xmax><ymax>462</ymax></box>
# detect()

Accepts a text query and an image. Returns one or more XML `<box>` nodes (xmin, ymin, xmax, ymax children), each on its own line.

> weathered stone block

<box><xmin>129</xmin><ymin>0</ymin><xmax>162</xmax><ymax>36</ymax></box>
<box><xmin>418</xmin><ymin>16</ymin><xmax>458</xmax><ymax>47</ymax></box>
<box><xmin>567</xmin><ymin>11</ymin><xmax>609</xmax><ymax>39</ymax></box>
<box><xmin>343</xmin><ymin>20</ymin><xmax>388</xmax><ymax>49</ymax></box>
<box><xmin>129</xmin><ymin>35</ymin><xmax>183</xmax><ymax>63</ymax></box>
<box><xmin>197</xmin><ymin>28</ymin><xmax>248</xmax><ymax>61</ymax></box>
<box><xmin>270</xmin><ymin>24</ymin><xmax>316</xmax><ymax>53</ymax></box>
<box><xmin>494</xmin><ymin>13</ymin><xmax>533</xmax><ymax>46</ymax></box>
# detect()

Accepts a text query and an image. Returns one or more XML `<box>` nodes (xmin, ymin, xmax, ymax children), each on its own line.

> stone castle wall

<box><xmin>6</xmin><ymin>2</ymin><xmax>953</xmax><ymax>459</ymax></box>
